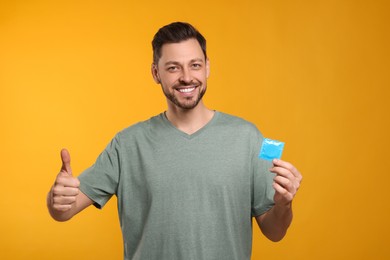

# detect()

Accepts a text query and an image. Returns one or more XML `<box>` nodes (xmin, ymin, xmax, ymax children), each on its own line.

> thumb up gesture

<box><xmin>50</xmin><ymin>149</ymin><xmax>80</xmax><ymax>212</ymax></box>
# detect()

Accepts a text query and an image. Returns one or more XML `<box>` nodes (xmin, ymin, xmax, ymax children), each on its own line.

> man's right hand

<box><xmin>50</xmin><ymin>149</ymin><xmax>80</xmax><ymax>212</ymax></box>
<box><xmin>47</xmin><ymin>149</ymin><xmax>93</xmax><ymax>221</ymax></box>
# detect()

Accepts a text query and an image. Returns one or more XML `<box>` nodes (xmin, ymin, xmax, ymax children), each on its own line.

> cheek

<box><xmin>200</xmin><ymin>69</ymin><xmax>209</xmax><ymax>79</ymax></box>
<box><xmin>199</xmin><ymin>72</ymin><xmax>209</xmax><ymax>83</ymax></box>
<box><xmin>160</xmin><ymin>73</ymin><xmax>177</xmax><ymax>85</ymax></box>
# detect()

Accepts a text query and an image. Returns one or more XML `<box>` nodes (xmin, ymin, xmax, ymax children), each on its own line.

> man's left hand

<box><xmin>269</xmin><ymin>159</ymin><xmax>302</xmax><ymax>207</ymax></box>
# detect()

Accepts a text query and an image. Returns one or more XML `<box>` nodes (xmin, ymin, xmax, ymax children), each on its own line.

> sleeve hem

<box><xmin>251</xmin><ymin>204</ymin><xmax>274</xmax><ymax>218</ymax></box>
<box><xmin>79</xmin><ymin>182</ymin><xmax>109</xmax><ymax>209</ymax></box>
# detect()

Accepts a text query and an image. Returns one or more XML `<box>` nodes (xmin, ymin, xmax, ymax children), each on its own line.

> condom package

<box><xmin>259</xmin><ymin>138</ymin><xmax>285</xmax><ymax>161</ymax></box>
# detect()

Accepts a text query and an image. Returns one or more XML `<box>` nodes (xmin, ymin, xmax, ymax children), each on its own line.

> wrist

<box><xmin>273</xmin><ymin>202</ymin><xmax>292</xmax><ymax>216</ymax></box>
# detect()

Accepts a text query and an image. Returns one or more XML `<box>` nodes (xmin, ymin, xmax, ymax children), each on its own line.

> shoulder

<box><xmin>216</xmin><ymin>112</ymin><xmax>263</xmax><ymax>136</ymax></box>
<box><xmin>114</xmin><ymin>113</ymin><xmax>165</xmax><ymax>142</ymax></box>
<box><xmin>215</xmin><ymin>112</ymin><xmax>265</xmax><ymax>154</ymax></box>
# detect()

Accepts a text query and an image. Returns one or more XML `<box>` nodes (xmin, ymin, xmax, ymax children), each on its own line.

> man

<box><xmin>47</xmin><ymin>22</ymin><xmax>302</xmax><ymax>259</ymax></box>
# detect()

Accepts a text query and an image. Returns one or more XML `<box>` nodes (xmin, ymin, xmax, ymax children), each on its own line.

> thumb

<box><xmin>60</xmin><ymin>148</ymin><xmax>72</xmax><ymax>176</ymax></box>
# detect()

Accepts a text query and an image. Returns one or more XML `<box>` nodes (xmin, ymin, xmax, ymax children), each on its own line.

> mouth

<box><xmin>177</xmin><ymin>87</ymin><xmax>196</xmax><ymax>93</ymax></box>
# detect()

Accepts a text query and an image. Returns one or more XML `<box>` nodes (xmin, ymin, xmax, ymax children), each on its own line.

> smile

<box><xmin>177</xmin><ymin>87</ymin><xmax>195</xmax><ymax>93</ymax></box>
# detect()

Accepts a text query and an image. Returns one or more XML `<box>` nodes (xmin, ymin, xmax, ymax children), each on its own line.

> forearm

<box><xmin>256</xmin><ymin>203</ymin><xmax>293</xmax><ymax>242</ymax></box>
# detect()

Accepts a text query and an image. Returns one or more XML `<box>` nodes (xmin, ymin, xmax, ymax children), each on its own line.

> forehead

<box><xmin>159</xmin><ymin>38</ymin><xmax>205</xmax><ymax>65</ymax></box>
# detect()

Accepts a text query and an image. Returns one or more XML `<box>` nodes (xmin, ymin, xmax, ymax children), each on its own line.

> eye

<box><xmin>192</xmin><ymin>63</ymin><xmax>202</xmax><ymax>69</ymax></box>
<box><xmin>167</xmin><ymin>66</ymin><xmax>179</xmax><ymax>72</ymax></box>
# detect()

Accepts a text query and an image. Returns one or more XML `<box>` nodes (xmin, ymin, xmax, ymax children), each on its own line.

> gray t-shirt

<box><xmin>79</xmin><ymin>111</ymin><xmax>275</xmax><ymax>260</ymax></box>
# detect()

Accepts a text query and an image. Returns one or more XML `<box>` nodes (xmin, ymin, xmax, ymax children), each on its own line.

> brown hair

<box><xmin>152</xmin><ymin>22</ymin><xmax>207</xmax><ymax>64</ymax></box>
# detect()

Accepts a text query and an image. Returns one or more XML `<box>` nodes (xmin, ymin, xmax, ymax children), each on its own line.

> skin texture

<box><xmin>47</xmin><ymin>38</ymin><xmax>302</xmax><ymax>242</ymax></box>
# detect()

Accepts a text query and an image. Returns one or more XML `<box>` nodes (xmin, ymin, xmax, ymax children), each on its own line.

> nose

<box><xmin>179</xmin><ymin>67</ymin><xmax>193</xmax><ymax>85</ymax></box>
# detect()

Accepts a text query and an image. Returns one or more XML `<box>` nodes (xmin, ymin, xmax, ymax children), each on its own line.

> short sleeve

<box><xmin>78</xmin><ymin>134</ymin><xmax>121</xmax><ymax>209</ymax></box>
<box><xmin>251</xmin><ymin>134</ymin><xmax>275</xmax><ymax>217</ymax></box>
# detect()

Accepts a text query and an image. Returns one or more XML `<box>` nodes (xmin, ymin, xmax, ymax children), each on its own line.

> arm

<box><xmin>256</xmin><ymin>159</ymin><xmax>302</xmax><ymax>242</ymax></box>
<box><xmin>47</xmin><ymin>149</ymin><xmax>93</xmax><ymax>221</ymax></box>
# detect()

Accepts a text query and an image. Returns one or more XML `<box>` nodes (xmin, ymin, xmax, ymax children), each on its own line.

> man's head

<box><xmin>152</xmin><ymin>22</ymin><xmax>207</xmax><ymax>65</ymax></box>
<box><xmin>151</xmin><ymin>22</ymin><xmax>210</xmax><ymax>111</ymax></box>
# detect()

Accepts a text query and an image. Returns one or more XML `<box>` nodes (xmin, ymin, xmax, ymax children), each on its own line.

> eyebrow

<box><xmin>164</xmin><ymin>58</ymin><xmax>205</xmax><ymax>66</ymax></box>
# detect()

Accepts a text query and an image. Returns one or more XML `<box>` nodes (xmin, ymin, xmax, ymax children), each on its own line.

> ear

<box><xmin>151</xmin><ymin>63</ymin><xmax>161</xmax><ymax>84</ymax></box>
<box><xmin>206</xmin><ymin>58</ymin><xmax>210</xmax><ymax>78</ymax></box>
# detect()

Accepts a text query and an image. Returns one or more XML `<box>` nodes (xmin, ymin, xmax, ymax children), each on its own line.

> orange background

<box><xmin>1</xmin><ymin>0</ymin><xmax>389</xmax><ymax>259</ymax></box>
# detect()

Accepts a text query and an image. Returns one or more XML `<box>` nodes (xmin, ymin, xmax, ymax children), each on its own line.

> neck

<box><xmin>165</xmin><ymin>102</ymin><xmax>215</xmax><ymax>135</ymax></box>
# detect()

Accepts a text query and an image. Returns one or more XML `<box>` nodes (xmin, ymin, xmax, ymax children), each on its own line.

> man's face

<box><xmin>152</xmin><ymin>38</ymin><xmax>210</xmax><ymax>110</ymax></box>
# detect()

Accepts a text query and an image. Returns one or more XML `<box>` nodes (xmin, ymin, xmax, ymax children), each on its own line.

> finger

<box><xmin>270</xmin><ymin>166</ymin><xmax>295</xmax><ymax>181</ymax></box>
<box><xmin>52</xmin><ymin>186</ymin><xmax>79</xmax><ymax>197</ymax></box>
<box><xmin>273</xmin><ymin>182</ymin><xmax>294</xmax><ymax>205</ymax></box>
<box><xmin>53</xmin><ymin>195</ymin><xmax>77</xmax><ymax>205</ymax></box>
<box><xmin>273</xmin><ymin>182</ymin><xmax>290</xmax><ymax>197</ymax></box>
<box><xmin>274</xmin><ymin>175</ymin><xmax>295</xmax><ymax>193</ymax></box>
<box><xmin>53</xmin><ymin>204</ymin><xmax>72</xmax><ymax>212</ymax></box>
<box><xmin>60</xmin><ymin>148</ymin><xmax>72</xmax><ymax>175</ymax></box>
<box><xmin>55</xmin><ymin>175</ymin><xmax>80</xmax><ymax>188</ymax></box>
<box><xmin>272</xmin><ymin>159</ymin><xmax>301</xmax><ymax>178</ymax></box>
<box><xmin>272</xmin><ymin>169</ymin><xmax>300</xmax><ymax>192</ymax></box>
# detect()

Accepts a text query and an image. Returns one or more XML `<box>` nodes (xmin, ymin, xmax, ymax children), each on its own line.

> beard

<box><xmin>162</xmin><ymin>82</ymin><xmax>207</xmax><ymax>110</ymax></box>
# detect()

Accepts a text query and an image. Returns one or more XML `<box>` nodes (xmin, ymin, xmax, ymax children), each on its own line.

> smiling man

<box><xmin>155</xmin><ymin>39</ymin><xmax>208</xmax><ymax>110</ymax></box>
<box><xmin>47</xmin><ymin>22</ymin><xmax>302</xmax><ymax>260</ymax></box>
<box><xmin>151</xmin><ymin>26</ymin><xmax>213</xmax><ymax>135</ymax></box>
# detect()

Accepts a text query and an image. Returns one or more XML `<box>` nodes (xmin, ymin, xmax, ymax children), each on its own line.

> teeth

<box><xmin>178</xmin><ymin>87</ymin><xmax>195</xmax><ymax>93</ymax></box>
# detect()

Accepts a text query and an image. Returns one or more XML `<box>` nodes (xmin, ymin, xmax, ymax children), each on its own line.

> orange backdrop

<box><xmin>1</xmin><ymin>0</ymin><xmax>389</xmax><ymax>259</ymax></box>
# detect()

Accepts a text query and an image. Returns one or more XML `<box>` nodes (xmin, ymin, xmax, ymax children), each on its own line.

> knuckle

<box><xmin>286</xmin><ymin>162</ymin><xmax>293</xmax><ymax>169</ymax></box>
<box><xmin>273</xmin><ymin>176</ymin><xmax>282</xmax><ymax>183</ymax></box>
<box><xmin>55</xmin><ymin>176</ymin><xmax>65</xmax><ymax>185</ymax></box>
<box><xmin>287</xmin><ymin>172</ymin><xmax>295</xmax><ymax>180</ymax></box>
<box><xmin>74</xmin><ymin>178</ymin><xmax>80</xmax><ymax>187</ymax></box>
<box><xmin>52</xmin><ymin>186</ymin><xmax>62</xmax><ymax>195</ymax></box>
<box><xmin>53</xmin><ymin>196</ymin><xmax>60</xmax><ymax>203</ymax></box>
<box><xmin>53</xmin><ymin>204</ymin><xmax>62</xmax><ymax>211</ymax></box>
<box><xmin>281</xmin><ymin>189</ymin><xmax>289</xmax><ymax>196</ymax></box>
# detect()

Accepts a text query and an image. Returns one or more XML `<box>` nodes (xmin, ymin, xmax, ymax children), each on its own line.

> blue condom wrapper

<box><xmin>259</xmin><ymin>138</ymin><xmax>285</xmax><ymax>161</ymax></box>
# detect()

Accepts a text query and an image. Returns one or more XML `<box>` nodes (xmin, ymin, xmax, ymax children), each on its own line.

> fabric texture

<box><xmin>78</xmin><ymin>111</ymin><xmax>275</xmax><ymax>260</ymax></box>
